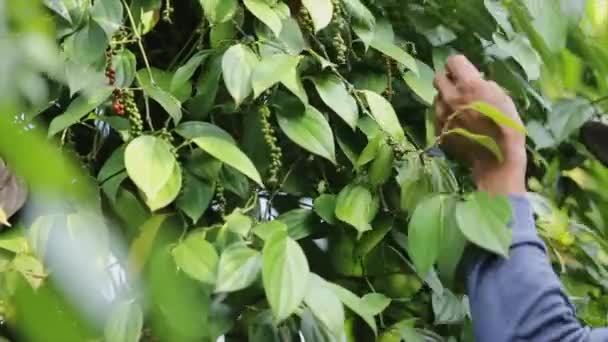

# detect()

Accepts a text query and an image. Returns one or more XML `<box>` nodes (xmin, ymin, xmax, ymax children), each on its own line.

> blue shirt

<box><xmin>467</xmin><ymin>196</ymin><xmax>608</xmax><ymax>341</ymax></box>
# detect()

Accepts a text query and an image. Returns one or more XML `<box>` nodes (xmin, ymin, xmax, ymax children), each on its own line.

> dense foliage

<box><xmin>1</xmin><ymin>0</ymin><xmax>608</xmax><ymax>341</ymax></box>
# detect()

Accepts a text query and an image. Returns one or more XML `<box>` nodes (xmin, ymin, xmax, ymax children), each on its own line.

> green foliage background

<box><xmin>2</xmin><ymin>0</ymin><xmax>608</xmax><ymax>341</ymax></box>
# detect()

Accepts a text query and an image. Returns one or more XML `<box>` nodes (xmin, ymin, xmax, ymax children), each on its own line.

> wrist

<box><xmin>472</xmin><ymin>158</ymin><xmax>527</xmax><ymax>195</ymax></box>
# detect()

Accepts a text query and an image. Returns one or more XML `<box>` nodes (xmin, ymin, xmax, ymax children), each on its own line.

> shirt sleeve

<box><xmin>465</xmin><ymin>195</ymin><xmax>608</xmax><ymax>342</ymax></box>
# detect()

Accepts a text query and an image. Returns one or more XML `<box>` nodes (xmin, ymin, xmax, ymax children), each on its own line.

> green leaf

<box><xmin>190</xmin><ymin>53</ymin><xmax>223</xmax><ymax>118</ymax></box>
<box><xmin>104</xmin><ymin>300</ymin><xmax>143</xmax><ymax>342</ymax></box>
<box><xmin>527</xmin><ymin>120</ymin><xmax>555</xmax><ymax>149</ymax></box>
<box><xmin>456</xmin><ymin>192</ymin><xmax>513</xmax><ymax>257</ymax></box>
<box><xmin>436</xmin><ymin>196</ymin><xmax>466</xmax><ymax>285</ymax></box>
<box><xmin>176</xmin><ymin>122</ymin><xmax>263</xmax><ymax>186</ymax></box>
<box><xmin>526</xmin><ymin>0</ymin><xmax>567</xmax><ymax>53</ymax></box>
<box><xmin>313</xmin><ymin>194</ymin><xmax>337</xmax><ymax>224</ymax></box>
<box><xmin>71</xmin><ymin>20</ymin><xmax>108</xmax><ymax>64</ymax></box>
<box><xmin>490</xmin><ymin>33</ymin><xmax>541</xmax><ymax>81</ymax></box>
<box><xmin>128</xmin><ymin>215</ymin><xmax>168</xmax><ymax>277</ymax></box>
<box><xmin>300</xmin><ymin>308</ymin><xmax>336</xmax><ymax>342</ymax></box>
<box><xmin>262</xmin><ymin>230</ymin><xmax>310</xmax><ymax>323</ymax></box>
<box><xmin>144</xmin><ymin>162</ymin><xmax>182</xmax><ymax>211</ymax></box>
<box><xmin>335</xmin><ymin>184</ymin><xmax>377</xmax><ymax>235</ymax></box>
<box><xmin>342</xmin><ymin>0</ymin><xmax>375</xmax><ymax>31</ymax></box>
<box><xmin>252</xmin><ymin>220</ymin><xmax>288</xmax><ymax>241</ymax></box>
<box><xmin>399</xmin><ymin>325</ymin><xmax>424</xmax><ymax>342</ymax></box>
<box><xmin>221</xmin><ymin>165</ymin><xmax>252</xmax><ymax>198</ymax></box>
<box><xmin>327</xmin><ymin>283</ymin><xmax>383</xmax><ymax>335</ymax></box>
<box><xmin>243</xmin><ymin>0</ymin><xmax>283</xmax><ymax>37</ymax></box>
<box><xmin>465</xmin><ymin>101</ymin><xmax>526</xmax><ymax>133</ymax></box>
<box><xmin>280</xmin><ymin>62</ymin><xmax>309</xmax><ymax>104</ymax></box>
<box><xmin>301</xmin><ymin>0</ymin><xmax>333</xmax><ymax>32</ymax></box>
<box><xmin>408</xmin><ymin>195</ymin><xmax>444</xmax><ymax>276</ymax></box>
<box><xmin>361</xmin><ymin>293</ymin><xmax>391</xmax><ymax>316</ymax></box>
<box><xmin>211</xmin><ymin>19</ymin><xmax>238</xmax><ymax>49</ymax></box>
<box><xmin>112</xmin><ymin>49</ymin><xmax>137</xmax><ymax>88</ymax></box>
<box><xmin>422</xmin><ymin>25</ymin><xmax>457</xmax><ymax>47</ymax></box>
<box><xmin>548</xmin><ymin>98</ymin><xmax>595</xmax><ymax>143</ymax></box>
<box><xmin>113</xmin><ymin>189</ymin><xmax>151</xmax><ymax>235</ymax></box>
<box><xmin>0</xmin><ymin>228</ymin><xmax>27</xmax><ymax>254</ymax></box>
<box><xmin>484</xmin><ymin>0</ymin><xmax>515</xmax><ymax>37</ymax></box>
<box><xmin>278</xmin><ymin>18</ymin><xmax>308</xmax><ymax>55</ymax></box>
<box><xmin>355</xmin><ymin>215</ymin><xmax>393</xmax><ymax>257</ymax></box>
<box><xmin>432</xmin><ymin>289</ymin><xmax>467</xmax><ymax>325</ymax></box>
<box><xmin>64</xmin><ymin>61</ymin><xmax>107</xmax><ymax>97</ymax></box>
<box><xmin>138</xmin><ymin>80</ymin><xmax>182</xmax><ymax>124</ymax></box>
<box><xmin>225</xmin><ymin>211</ymin><xmax>253</xmax><ymax>236</ymax></box>
<box><xmin>215</xmin><ymin>244</ymin><xmax>262</xmax><ymax>293</ymax></box>
<box><xmin>248</xmin><ymin>310</ymin><xmax>282</xmax><ymax>341</ymax></box>
<box><xmin>304</xmin><ymin>274</ymin><xmax>345</xmax><ymax>337</ymax></box>
<box><xmin>357</xmin><ymin>134</ymin><xmax>383</xmax><ymax>167</ymax></box>
<box><xmin>369</xmin><ymin>141</ymin><xmax>394</xmax><ymax>186</ymax></box>
<box><xmin>403</xmin><ymin>60</ymin><xmax>437</xmax><ymax>106</ymax></box>
<box><xmin>137</xmin><ymin>67</ymin><xmax>191</xmax><ymax>102</ymax></box>
<box><xmin>276</xmin><ymin>105</ymin><xmax>336</xmax><ymax>163</ymax></box>
<box><xmin>124</xmin><ymin>135</ymin><xmax>176</xmax><ymax>201</ymax></box>
<box><xmin>12</xmin><ymin>254</ymin><xmax>45</xmax><ymax>289</ymax></box>
<box><xmin>277</xmin><ymin>208</ymin><xmax>319</xmax><ymax>240</ymax></box>
<box><xmin>186</xmin><ymin>149</ymin><xmax>223</xmax><ymax>181</ymax></box>
<box><xmin>171</xmin><ymin>52</ymin><xmax>207</xmax><ymax>93</ymax></box>
<box><xmin>428</xmin><ymin>157</ymin><xmax>459</xmax><ymax>193</ymax></box>
<box><xmin>44</xmin><ymin>0</ymin><xmax>72</xmax><ymax>23</ymax></box>
<box><xmin>48</xmin><ymin>86</ymin><xmax>113</xmax><ymax>136</ymax></box>
<box><xmin>91</xmin><ymin>0</ymin><xmax>124</xmax><ymax>37</ymax></box>
<box><xmin>446</xmin><ymin>128</ymin><xmax>503</xmax><ymax>162</ymax></box>
<box><xmin>176</xmin><ymin>171</ymin><xmax>214</xmax><ymax>223</ymax></box>
<box><xmin>172</xmin><ymin>231</ymin><xmax>219</xmax><ymax>284</ymax></box>
<box><xmin>222</xmin><ymin>43</ymin><xmax>259</xmax><ymax>106</ymax></box>
<box><xmin>252</xmin><ymin>54</ymin><xmax>301</xmax><ymax>98</ymax></box>
<box><xmin>199</xmin><ymin>0</ymin><xmax>238</xmax><ymax>23</ymax></box>
<box><xmin>370</xmin><ymin>39</ymin><xmax>417</xmax><ymax>74</ymax></box>
<box><xmin>398</xmin><ymin>155</ymin><xmax>432</xmax><ymax>213</ymax></box>
<box><xmin>361</xmin><ymin>90</ymin><xmax>406</xmax><ymax>144</ymax></box>
<box><xmin>312</xmin><ymin>74</ymin><xmax>359</xmax><ymax>129</ymax></box>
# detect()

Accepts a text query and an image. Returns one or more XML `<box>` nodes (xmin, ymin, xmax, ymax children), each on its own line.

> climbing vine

<box><xmin>1</xmin><ymin>0</ymin><xmax>608</xmax><ymax>341</ymax></box>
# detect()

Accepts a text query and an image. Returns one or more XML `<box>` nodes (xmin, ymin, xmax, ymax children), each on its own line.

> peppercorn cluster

<box><xmin>259</xmin><ymin>106</ymin><xmax>282</xmax><ymax>186</ymax></box>
<box><xmin>162</xmin><ymin>0</ymin><xmax>174</xmax><ymax>23</ymax></box>
<box><xmin>330</xmin><ymin>0</ymin><xmax>347</xmax><ymax>65</ymax></box>
<box><xmin>296</xmin><ymin>6</ymin><xmax>315</xmax><ymax>37</ymax></box>
<box><xmin>121</xmin><ymin>90</ymin><xmax>144</xmax><ymax>137</ymax></box>
<box><xmin>387</xmin><ymin>136</ymin><xmax>407</xmax><ymax>161</ymax></box>
<box><xmin>105</xmin><ymin>48</ymin><xmax>128</xmax><ymax>117</ymax></box>
<box><xmin>215</xmin><ymin>182</ymin><xmax>227</xmax><ymax>218</ymax></box>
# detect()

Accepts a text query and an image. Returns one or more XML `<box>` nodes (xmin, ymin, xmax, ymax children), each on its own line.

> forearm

<box><xmin>466</xmin><ymin>195</ymin><xmax>608</xmax><ymax>342</ymax></box>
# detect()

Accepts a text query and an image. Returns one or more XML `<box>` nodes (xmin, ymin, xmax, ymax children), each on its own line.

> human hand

<box><xmin>433</xmin><ymin>55</ymin><xmax>527</xmax><ymax>195</ymax></box>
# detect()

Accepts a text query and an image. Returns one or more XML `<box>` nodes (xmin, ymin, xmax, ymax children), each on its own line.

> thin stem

<box><xmin>122</xmin><ymin>0</ymin><xmax>156</xmax><ymax>128</ymax></box>
<box><xmin>421</xmin><ymin>110</ymin><xmax>463</xmax><ymax>155</ymax></box>
<box><xmin>364</xmin><ymin>275</ymin><xmax>385</xmax><ymax>328</ymax></box>
<box><xmin>144</xmin><ymin>94</ymin><xmax>154</xmax><ymax>130</ymax></box>
<box><xmin>590</xmin><ymin>94</ymin><xmax>608</xmax><ymax>105</ymax></box>
<box><xmin>265</xmin><ymin>157</ymin><xmax>302</xmax><ymax>219</ymax></box>
<box><xmin>174</xmin><ymin>140</ymin><xmax>191</xmax><ymax>151</ymax></box>
<box><xmin>122</xmin><ymin>0</ymin><xmax>155</xmax><ymax>85</ymax></box>
<box><xmin>110</xmin><ymin>39</ymin><xmax>139</xmax><ymax>45</ymax></box>
<box><xmin>60</xmin><ymin>129</ymin><xmax>69</xmax><ymax>147</ymax></box>
<box><xmin>168</xmin><ymin>28</ymin><xmax>201</xmax><ymax>70</ymax></box>
<box><xmin>387</xmin><ymin>245</ymin><xmax>420</xmax><ymax>280</ymax></box>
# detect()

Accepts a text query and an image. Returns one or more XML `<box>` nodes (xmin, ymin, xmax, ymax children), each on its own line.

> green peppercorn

<box><xmin>259</xmin><ymin>105</ymin><xmax>283</xmax><ymax>187</ymax></box>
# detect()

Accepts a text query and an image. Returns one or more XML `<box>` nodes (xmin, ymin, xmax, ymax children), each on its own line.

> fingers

<box><xmin>446</xmin><ymin>55</ymin><xmax>481</xmax><ymax>84</ymax></box>
<box><xmin>434</xmin><ymin>97</ymin><xmax>450</xmax><ymax>133</ymax></box>
<box><xmin>433</xmin><ymin>72</ymin><xmax>458</xmax><ymax>104</ymax></box>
